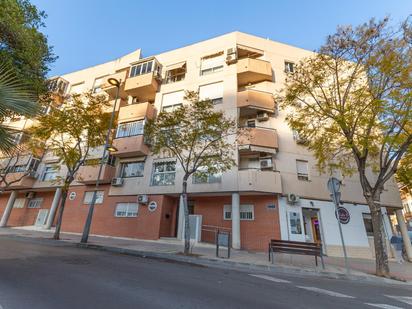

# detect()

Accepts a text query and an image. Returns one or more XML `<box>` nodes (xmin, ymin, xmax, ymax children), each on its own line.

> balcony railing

<box><xmin>237</xmin><ymin>58</ymin><xmax>272</xmax><ymax>86</ymax></box>
<box><xmin>238</xmin><ymin>169</ymin><xmax>282</xmax><ymax>193</ymax></box>
<box><xmin>237</xmin><ymin>89</ymin><xmax>275</xmax><ymax>112</ymax></box>
<box><xmin>118</xmin><ymin>102</ymin><xmax>155</xmax><ymax>123</ymax></box>
<box><xmin>238</xmin><ymin>126</ymin><xmax>278</xmax><ymax>150</ymax></box>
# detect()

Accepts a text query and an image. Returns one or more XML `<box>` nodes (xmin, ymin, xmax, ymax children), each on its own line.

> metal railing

<box><xmin>201</xmin><ymin>225</ymin><xmax>231</xmax><ymax>245</ymax></box>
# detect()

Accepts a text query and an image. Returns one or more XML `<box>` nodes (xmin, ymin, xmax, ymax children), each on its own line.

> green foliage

<box><xmin>280</xmin><ymin>17</ymin><xmax>412</xmax><ymax>199</ymax></box>
<box><xmin>0</xmin><ymin>64</ymin><xmax>38</xmax><ymax>154</ymax></box>
<box><xmin>396</xmin><ymin>146</ymin><xmax>412</xmax><ymax>188</ymax></box>
<box><xmin>0</xmin><ymin>0</ymin><xmax>56</xmax><ymax>94</ymax></box>
<box><xmin>145</xmin><ymin>91</ymin><xmax>237</xmax><ymax>180</ymax></box>
<box><xmin>29</xmin><ymin>92</ymin><xmax>111</xmax><ymax>187</ymax></box>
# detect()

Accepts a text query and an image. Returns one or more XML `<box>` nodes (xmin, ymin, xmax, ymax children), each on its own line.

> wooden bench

<box><xmin>268</xmin><ymin>239</ymin><xmax>325</xmax><ymax>269</ymax></box>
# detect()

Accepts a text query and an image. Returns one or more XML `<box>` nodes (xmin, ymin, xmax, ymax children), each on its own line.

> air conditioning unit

<box><xmin>25</xmin><ymin>192</ymin><xmax>35</xmax><ymax>199</ymax></box>
<box><xmin>259</xmin><ymin>158</ymin><xmax>273</xmax><ymax>169</ymax></box>
<box><xmin>257</xmin><ymin>112</ymin><xmax>269</xmax><ymax>121</ymax></box>
<box><xmin>137</xmin><ymin>194</ymin><xmax>149</xmax><ymax>204</ymax></box>
<box><xmin>287</xmin><ymin>193</ymin><xmax>300</xmax><ymax>204</ymax></box>
<box><xmin>111</xmin><ymin>177</ymin><xmax>124</xmax><ymax>187</ymax></box>
<box><xmin>226</xmin><ymin>48</ymin><xmax>238</xmax><ymax>64</ymax></box>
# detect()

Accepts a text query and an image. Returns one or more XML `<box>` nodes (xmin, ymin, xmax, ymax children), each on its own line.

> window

<box><xmin>129</xmin><ymin>60</ymin><xmax>160</xmax><ymax>78</ymax></box>
<box><xmin>28</xmin><ymin>198</ymin><xmax>43</xmax><ymax>209</ymax></box>
<box><xmin>285</xmin><ymin>61</ymin><xmax>295</xmax><ymax>73</ymax></box>
<box><xmin>13</xmin><ymin>198</ymin><xmax>25</xmax><ymax>209</ymax></box>
<box><xmin>151</xmin><ymin>161</ymin><xmax>176</xmax><ymax>186</ymax></box>
<box><xmin>42</xmin><ymin>165</ymin><xmax>59</xmax><ymax>181</ymax></box>
<box><xmin>289</xmin><ymin>211</ymin><xmax>302</xmax><ymax>234</ymax></box>
<box><xmin>164</xmin><ymin>62</ymin><xmax>186</xmax><ymax>84</ymax></box>
<box><xmin>362</xmin><ymin>213</ymin><xmax>374</xmax><ymax>236</ymax></box>
<box><xmin>247</xmin><ymin>119</ymin><xmax>256</xmax><ymax>128</ymax></box>
<box><xmin>199</xmin><ymin>82</ymin><xmax>224</xmax><ymax>104</ymax></box>
<box><xmin>115</xmin><ymin>120</ymin><xmax>144</xmax><ymax>138</ymax></box>
<box><xmin>47</xmin><ymin>78</ymin><xmax>69</xmax><ymax>95</ymax></box>
<box><xmin>8</xmin><ymin>165</ymin><xmax>27</xmax><ymax>173</ymax></box>
<box><xmin>162</xmin><ymin>103</ymin><xmax>182</xmax><ymax>113</ymax></box>
<box><xmin>193</xmin><ymin>166</ymin><xmax>222</xmax><ymax>184</ymax></box>
<box><xmin>92</xmin><ymin>76</ymin><xmax>107</xmax><ymax>93</ymax></box>
<box><xmin>70</xmin><ymin>82</ymin><xmax>85</xmax><ymax>94</ymax></box>
<box><xmin>10</xmin><ymin>132</ymin><xmax>23</xmax><ymax>145</ymax></box>
<box><xmin>120</xmin><ymin>161</ymin><xmax>144</xmax><ymax>178</ymax></box>
<box><xmin>83</xmin><ymin>191</ymin><xmax>104</xmax><ymax>204</ymax></box>
<box><xmin>115</xmin><ymin>202</ymin><xmax>138</xmax><ymax>217</ymax></box>
<box><xmin>200</xmin><ymin>53</ymin><xmax>224</xmax><ymax>75</ymax></box>
<box><xmin>223</xmin><ymin>204</ymin><xmax>255</xmax><ymax>220</ymax></box>
<box><xmin>162</xmin><ymin>91</ymin><xmax>185</xmax><ymax>110</ymax></box>
<box><xmin>296</xmin><ymin>160</ymin><xmax>309</xmax><ymax>181</ymax></box>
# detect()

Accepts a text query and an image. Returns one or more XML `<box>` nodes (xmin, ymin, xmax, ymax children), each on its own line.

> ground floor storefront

<box><xmin>0</xmin><ymin>187</ymin><xmax>281</xmax><ymax>251</ymax></box>
<box><xmin>278</xmin><ymin>197</ymin><xmax>397</xmax><ymax>259</ymax></box>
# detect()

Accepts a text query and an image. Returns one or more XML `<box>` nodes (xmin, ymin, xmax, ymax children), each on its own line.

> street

<box><xmin>0</xmin><ymin>236</ymin><xmax>411</xmax><ymax>309</ymax></box>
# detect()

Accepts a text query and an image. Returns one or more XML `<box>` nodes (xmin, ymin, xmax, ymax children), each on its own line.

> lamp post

<box><xmin>80</xmin><ymin>77</ymin><xmax>121</xmax><ymax>244</ymax></box>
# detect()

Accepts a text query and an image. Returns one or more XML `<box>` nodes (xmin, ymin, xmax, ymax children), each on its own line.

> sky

<box><xmin>31</xmin><ymin>0</ymin><xmax>412</xmax><ymax>77</ymax></box>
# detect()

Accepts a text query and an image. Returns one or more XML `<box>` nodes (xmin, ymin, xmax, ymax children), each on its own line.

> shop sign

<box><xmin>335</xmin><ymin>207</ymin><xmax>350</xmax><ymax>224</ymax></box>
<box><xmin>148</xmin><ymin>201</ymin><xmax>157</xmax><ymax>212</ymax></box>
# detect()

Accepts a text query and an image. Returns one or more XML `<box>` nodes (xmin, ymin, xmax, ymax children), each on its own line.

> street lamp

<box><xmin>80</xmin><ymin>77</ymin><xmax>121</xmax><ymax>244</ymax></box>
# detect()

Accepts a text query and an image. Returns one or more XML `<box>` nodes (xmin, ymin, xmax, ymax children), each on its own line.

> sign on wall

<box><xmin>148</xmin><ymin>201</ymin><xmax>157</xmax><ymax>212</ymax></box>
<box><xmin>335</xmin><ymin>207</ymin><xmax>350</xmax><ymax>224</ymax></box>
<box><xmin>68</xmin><ymin>192</ymin><xmax>76</xmax><ymax>201</ymax></box>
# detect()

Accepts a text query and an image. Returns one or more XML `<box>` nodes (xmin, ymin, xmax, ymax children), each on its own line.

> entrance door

<box><xmin>302</xmin><ymin>208</ymin><xmax>322</xmax><ymax>244</ymax></box>
<box><xmin>35</xmin><ymin>209</ymin><xmax>49</xmax><ymax>226</ymax></box>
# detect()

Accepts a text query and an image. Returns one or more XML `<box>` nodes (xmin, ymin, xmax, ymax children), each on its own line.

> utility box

<box><xmin>188</xmin><ymin>215</ymin><xmax>202</xmax><ymax>242</ymax></box>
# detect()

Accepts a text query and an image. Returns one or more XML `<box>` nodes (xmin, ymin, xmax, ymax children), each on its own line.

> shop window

<box><xmin>289</xmin><ymin>211</ymin><xmax>302</xmax><ymax>234</ymax></box>
<box><xmin>362</xmin><ymin>213</ymin><xmax>374</xmax><ymax>236</ymax></box>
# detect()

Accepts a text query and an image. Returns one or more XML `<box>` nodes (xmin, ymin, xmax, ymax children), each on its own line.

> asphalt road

<box><xmin>0</xmin><ymin>236</ymin><xmax>411</xmax><ymax>309</ymax></box>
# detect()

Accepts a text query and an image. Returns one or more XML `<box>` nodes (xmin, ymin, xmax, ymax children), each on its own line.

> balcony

<box><xmin>238</xmin><ymin>127</ymin><xmax>278</xmax><ymax>151</ymax></box>
<box><xmin>237</xmin><ymin>89</ymin><xmax>275</xmax><ymax>113</ymax></box>
<box><xmin>124</xmin><ymin>58</ymin><xmax>162</xmax><ymax>102</ymax></box>
<box><xmin>101</xmin><ymin>70</ymin><xmax>128</xmax><ymax>99</ymax></box>
<box><xmin>76</xmin><ymin>164</ymin><xmax>116</xmax><ymax>185</ymax></box>
<box><xmin>237</xmin><ymin>58</ymin><xmax>272</xmax><ymax>86</ymax></box>
<box><xmin>47</xmin><ymin>77</ymin><xmax>69</xmax><ymax>103</ymax></box>
<box><xmin>118</xmin><ymin>102</ymin><xmax>155</xmax><ymax>122</ymax></box>
<box><xmin>238</xmin><ymin>169</ymin><xmax>282</xmax><ymax>193</ymax></box>
<box><xmin>111</xmin><ymin>135</ymin><xmax>149</xmax><ymax>158</ymax></box>
<box><xmin>2</xmin><ymin>172</ymin><xmax>38</xmax><ymax>189</ymax></box>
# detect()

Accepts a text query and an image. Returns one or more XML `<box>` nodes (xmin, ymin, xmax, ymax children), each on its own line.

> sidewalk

<box><xmin>1</xmin><ymin>226</ymin><xmax>411</xmax><ymax>283</ymax></box>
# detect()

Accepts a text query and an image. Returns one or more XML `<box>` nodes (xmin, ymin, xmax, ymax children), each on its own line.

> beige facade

<box><xmin>0</xmin><ymin>31</ymin><xmax>404</xmax><ymax>255</ymax></box>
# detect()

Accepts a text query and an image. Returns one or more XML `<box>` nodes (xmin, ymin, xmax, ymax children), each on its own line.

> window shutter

<box><xmin>201</xmin><ymin>54</ymin><xmax>224</xmax><ymax>70</ymax></box>
<box><xmin>199</xmin><ymin>82</ymin><xmax>223</xmax><ymax>100</ymax></box>
<box><xmin>296</xmin><ymin>160</ymin><xmax>308</xmax><ymax>174</ymax></box>
<box><xmin>162</xmin><ymin>91</ymin><xmax>185</xmax><ymax>107</ymax></box>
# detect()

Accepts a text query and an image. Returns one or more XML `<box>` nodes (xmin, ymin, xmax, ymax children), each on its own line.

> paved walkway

<box><xmin>1</xmin><ymin>226</ymin><xmax>412</xmax><ymax>282</ymax></box>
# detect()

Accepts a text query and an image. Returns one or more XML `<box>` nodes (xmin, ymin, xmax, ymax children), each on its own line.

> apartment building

<box><xmin>0</xmin><ymin>32</ymin><xmax>404</xmax><ymax>258</ymax></box>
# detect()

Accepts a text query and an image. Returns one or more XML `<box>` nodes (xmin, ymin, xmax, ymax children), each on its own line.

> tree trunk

<box><xmin>182</xmin><ymin>175</ymin><xmax>190</xmax><ymax>255</ymax></box>
<box><xmin>53</xmin><ymin>189</ymin><xmax>68</xmax><ymax>240</ymax></box>
<box><xmin>367</xmin><ymin>199</ymin><xmax>390</xmax><ymax>277</ymax></box>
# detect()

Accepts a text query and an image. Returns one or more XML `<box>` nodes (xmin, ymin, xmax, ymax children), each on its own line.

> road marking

<box><xmin>249</xmin><ymin>274</ymin><xmax>291</xmax><ymax>283</ymax></box>
<box><xmin>385</xmin><ymin>295</ymin><xmax>412</xmax><ymax>306</ymax></box>
<box><xmin>365</xmin><ymin>303</ymin><xmax>403</xmax><ymax>309</ymax></box>
<box><xmin>296</xmin><ymin>286</ymin><xmax>355</xmax><ymax>298</ymax></box>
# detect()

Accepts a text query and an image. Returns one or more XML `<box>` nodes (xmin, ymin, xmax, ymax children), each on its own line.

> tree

<box><xmin>0</xmin><ymin>0</ymin><xmax>56</xmax><ymax>95</ymax></box>
<box><xmin>145</xmin><ymin>92</ymin><xmax>237</xmax><ymax>254</ymax></box>
<box><xmin>29</xmin><ymin>92</ymin><xmax>111</xmax><ymax>239</ymax></box>
<box><xmin>0</xmin><ymin>64</ymin><xmax>38</xmax><ymax>153</ymax></box>
<box><xmin>396</xmin><ymin>146</ymin><xmax>412</xmax><ymax>188</ymax></box>
<box><xmin>280</xmin><ymin>18</ymin><xmax>412</xmax><ymax>277</ymax></box>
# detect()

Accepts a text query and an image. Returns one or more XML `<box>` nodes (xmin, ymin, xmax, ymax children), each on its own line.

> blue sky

<box><xmin>32</xmin><ymin>0</ymin><xmax>412</xmax><ymax>77</ymax></box>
